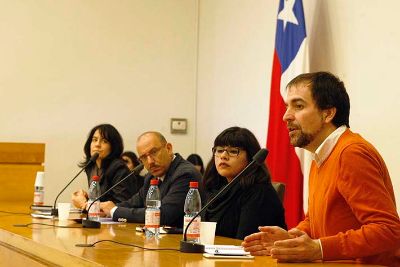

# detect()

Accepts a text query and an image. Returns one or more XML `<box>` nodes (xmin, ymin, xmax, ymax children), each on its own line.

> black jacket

<box><xmin>204</xmin><ymin>179</ymin><xmax>286</xmax><ymax>240</ymax></box>
<box><xmin>114</xmin><ymin>154</ymin><xmax>204</xmax><ymax>227</ymax></box>
<box><xmin>86</xmin><ymin>158</ymin><xmax>137</xmax><ymax>203</ymax></box>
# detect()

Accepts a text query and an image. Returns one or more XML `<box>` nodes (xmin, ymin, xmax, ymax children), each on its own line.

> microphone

<box><xmin>51</xmin><ymin>153</ymin><xmax>99</xmax><ymax>216</ymax></box>
<box><xmin>180</xmin><ymin>148</ymin><xmax>268</xmax><ymax>253</ymax></box>
<box><xmin>82</xmin><ymin>163</ymin><xmax>144</xmax><ymax>228</ymax></box>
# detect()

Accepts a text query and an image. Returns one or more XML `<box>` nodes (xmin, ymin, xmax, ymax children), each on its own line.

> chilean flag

<box><xmin>266</xmin><ymin>0</ymin><xmax>309</xmax><ymax>229</ymax></box>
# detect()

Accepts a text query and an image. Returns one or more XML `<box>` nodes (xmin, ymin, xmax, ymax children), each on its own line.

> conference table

<box><xmin>0</xmin><ymin>202</ymin><xmax>383</xmax><ymax>267</ymax></box>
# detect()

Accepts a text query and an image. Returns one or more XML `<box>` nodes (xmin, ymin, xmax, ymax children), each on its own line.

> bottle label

<box><xmin>87</xmin><ymin>200</ymin><xmax>100</xmax><ymax>218</ymax></box>
<box><xmin>145</xmin><ymin>209</ymin><xmax>160</xmax><ymax>228</ymax></box>
<box><xmin>183</xmin><ymin>216</ymin><xmax>201</xmax><ymax>239</ymax></box>
<box><xmin>33</xmin><ymin>191</ymin><xmax>44</xmax><ymax>205</ymax></box>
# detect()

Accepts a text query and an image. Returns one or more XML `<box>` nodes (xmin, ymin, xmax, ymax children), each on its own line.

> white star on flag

<box><xmin>278</xmin><ymin>0</ymin><xmax>299</xmax><ymax>30</ymax></box>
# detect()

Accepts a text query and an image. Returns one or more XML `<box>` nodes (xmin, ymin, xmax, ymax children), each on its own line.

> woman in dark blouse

<box><xmin>121</xmin><ymin>151</ymin><xmax>144</xmax><ymax>190</ymax></box>
<box><xmin>71</xmin><ymin>124</ymin><xmax>138</xmax><ymax>209</ymax></box>
<box><xmin>186</xmin><ymin>153</ymin><xmax>204</xmax><ymax>175</ymax></box>
<box><xmin>203</xmin><ymin>126</ymin><xmax>286</xmax><ymax>240</ymax></box>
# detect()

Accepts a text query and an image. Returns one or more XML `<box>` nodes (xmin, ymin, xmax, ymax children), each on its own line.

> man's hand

<box><xmin>71</xmin><ymin>189</ymin><xmax>88</xmax><ymax>209</ymax></box>
<box><xmin>270</xmin><ymin>228</ymin><xmax>322</xmax><ymax>262</ymax></box>
<box><xmin>241</xmin><ymin>226</ymin><xmax>292</xmax><ymax>256</ymax></box>
<box><xmin>100</xmin><ymin>201</ymin><xmax>116</xmax><ymax>217</ymax></box>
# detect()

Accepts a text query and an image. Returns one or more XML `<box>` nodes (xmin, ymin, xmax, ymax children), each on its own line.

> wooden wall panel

<box><xmin>0</xmin><ymin>164</ymin><xmax>44</xmax><ymax>202</ymax></box>
<box><xmin>0</xmin><ymin>143</ymin><xmax>45</xmax><ymax>164</ymax></box>
<box><xmin>0</xmin><ymin>143</ymin><xmax>45</xmax><ymax>204</ymax></box>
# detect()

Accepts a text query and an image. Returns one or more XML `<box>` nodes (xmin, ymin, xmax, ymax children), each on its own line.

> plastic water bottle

<box><xmin>87</xmin><ymin>175</ymin><xmax>101</xmax><ymax>221</ymax></box>
<box><xmin>33</xmin><ymin>171</ymin><xmax>45</xmax><ymax>206</ymax></box>
<box><xmin>183</xmin><ymin>181</ymin><xmax>202</xmax><ymax>243</ymax></box>
<box><xmin>145</xmin><ymin>179</ymin><xmax>161</xmax><ymax>238</ymax></box>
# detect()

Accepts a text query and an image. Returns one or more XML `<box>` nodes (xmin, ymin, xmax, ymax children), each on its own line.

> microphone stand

<box><xmin>82</xmin><ymin>164</ymin><xmax>144</xmax><ymax>228</ymax></box>
<box><xmin>51</xmin><ymin>153</ymin><xmax>99</xmax><ymax>216</ymax></box>
<box><xmin>180</xmin><ymin>148</ymin><xmax>268</xmax><ymax>253</ymax></box>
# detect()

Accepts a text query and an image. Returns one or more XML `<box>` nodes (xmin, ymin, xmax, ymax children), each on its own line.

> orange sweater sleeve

<box><xmin>296</xmin><ymin>213</ymin><xmax>311</xmax><ymax>235</ymax></box>
<box><xmin>320</xmin><ymin>143</ymin><xmax>400</xmax><ymax>260</ymax></box>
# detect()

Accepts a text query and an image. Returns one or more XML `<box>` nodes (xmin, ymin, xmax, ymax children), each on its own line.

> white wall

<box><xmin>0</xmin><ymin>1</ymin><xmax>199</xmax><ymax>203</ymax></box>
<box><xmin>196</xmin><ymin>0</ymin><xmax>276</xmax><ymax>163</ymax></box>
<box><xmin>196</xmin><ymin>0</ymin><xmax>400</xmax><ymax>213</ymax></box>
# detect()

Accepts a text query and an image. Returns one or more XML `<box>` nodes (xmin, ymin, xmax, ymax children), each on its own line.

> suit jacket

<box><xmin>113</xmin><ymin>153</ymin><xmax>204</xmax><ymax>227</ymax></box>
<box><xmin>86</xmin><ymin>158</ymin><xmax>136</xmax><ymax>203</ymax></box>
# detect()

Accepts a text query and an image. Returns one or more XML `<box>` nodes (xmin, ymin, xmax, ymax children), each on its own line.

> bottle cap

<box><xmin>150</xmin><ymin>179</ymin><xmax>159</xmax><ymax>185</ymax></box>
<box><xmin>189</xmin><ymin>181</ymin><xmax>198</xmax><ymax>188</ymax></box>
<box><xmin>34</xmin><ymin>171</ymin><xmax>45</xmax><ymax>187</ymax></box>
<box><xmin>92</xmin><ymin>175</ymin><xmax>100</xmax><ymax>181</ymax></box>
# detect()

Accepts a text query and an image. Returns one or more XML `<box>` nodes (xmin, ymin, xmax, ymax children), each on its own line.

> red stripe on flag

<box><xmin>266</xmin><ymin>51</ymin><xmax>304</xmax><ymax>229</ymax></box>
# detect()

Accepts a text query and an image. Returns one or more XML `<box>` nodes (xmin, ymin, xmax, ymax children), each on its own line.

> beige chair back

<box><xmin>272</xmin><ymin>182</ymin><xmax>285</xmax><ymax>203</ymax></box>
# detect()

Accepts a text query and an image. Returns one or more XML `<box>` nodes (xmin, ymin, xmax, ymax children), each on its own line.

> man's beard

<box><xmin>288</xmin><ymin>124</ymin><xmax>323</xmax><ymax>148</ymax></box>
<box><xmin>291</xmin><ymin>130</ymin><xmax>313</xmax><ymax>148</ymax></box>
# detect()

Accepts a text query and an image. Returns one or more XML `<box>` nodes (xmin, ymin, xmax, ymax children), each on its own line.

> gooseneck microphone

<box><xmin>51</xmin><ymin>153</ymin><xmax>99</xmax><ymax>216</ymax></box>
<box><xmin>82</xmin><ymin>163</ymin><xmax>144</xmax><ymax>228</ymax></box>
<box><xmin>180</xmin><ymin>148</ymin><xmax>268</xmax><ymax>253</ymax></box>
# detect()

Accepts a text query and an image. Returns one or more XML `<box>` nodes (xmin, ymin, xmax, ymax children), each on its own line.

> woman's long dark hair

<box><xmin>79</xmin><ymin>124</ymin><xmax>124</xmax><ymax>171</ymax></box>
<box><xmin>187</xmin><ymin>154</ymin><xmax>204</xmax><ymax>174</ymax></box>
<box><xmin>121</xmin><ymin>151</ymin><xmax>140</xmax><ymax>168</ymax></box>
<box><xmin>203</xmin><ymin>126</ymin><xmax>271</xmax><ymax>191</ymax></box>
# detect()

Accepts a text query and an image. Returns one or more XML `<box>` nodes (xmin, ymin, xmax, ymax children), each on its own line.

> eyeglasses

<box><xmin>212</xmin><ymin>146</ymin><xmax>241</xmax><ymax>157</ymax></box>
<box><xmin>138</xmin><ymin>146</ymin><xmax>164</xmax><ymax>163</ymax></box>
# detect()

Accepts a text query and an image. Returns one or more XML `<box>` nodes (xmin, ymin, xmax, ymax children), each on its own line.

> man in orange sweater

<box><xmin>242</xmin><ymin>72</ymin><xmax>400</xmax><ymax>266</ymax></box>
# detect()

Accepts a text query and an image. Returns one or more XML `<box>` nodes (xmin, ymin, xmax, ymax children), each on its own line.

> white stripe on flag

<box><xmin>280</xmin><ymin>38</ymin><xmax>309</xmax><ymax>101</ymax></box>
<box><xmin>279</xmin><ymin>37</ymin><xmax>312</xmax><ymax>214</ymax></box>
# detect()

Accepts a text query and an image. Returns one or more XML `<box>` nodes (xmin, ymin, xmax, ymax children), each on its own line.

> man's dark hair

<box><xmin>287</xmin><ymin>71</ymin><xmax>350</xmax><ymax>127</ymax></box>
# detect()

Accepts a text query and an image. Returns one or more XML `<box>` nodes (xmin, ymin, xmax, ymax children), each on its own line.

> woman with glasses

<box><xmin>71</xmin><ymin>124</ymin><xmax>137</xmax><ymax>210</ymax></box>
<box><xmin>203</xmin><ymin>126</ymin><xmax>286</xmax><ymax>239</ymax></box>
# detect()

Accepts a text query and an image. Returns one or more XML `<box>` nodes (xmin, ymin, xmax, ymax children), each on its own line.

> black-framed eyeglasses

<box><xmin>212</xmin><ymin>146</ymin><xmax>241</xmax><ymax>157</ymax></box>
<box><xmin>138</xmin><ymin>145</ymin><xmax>164</xmax><ymax>163</ymax></box>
